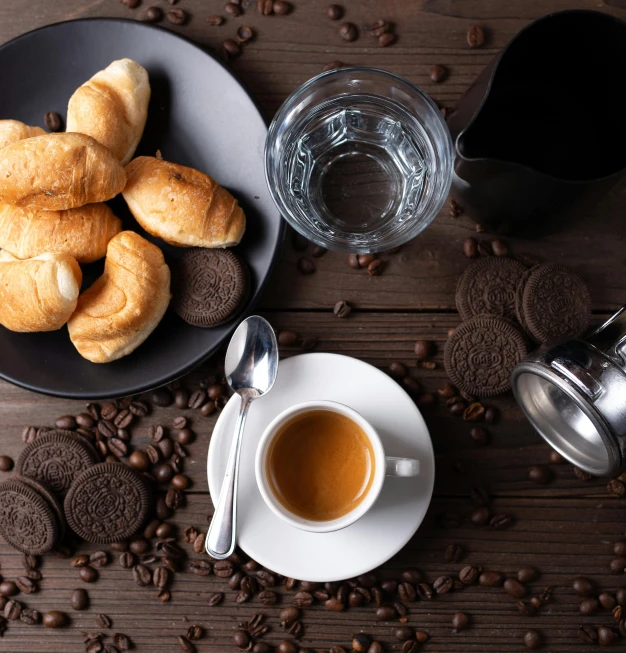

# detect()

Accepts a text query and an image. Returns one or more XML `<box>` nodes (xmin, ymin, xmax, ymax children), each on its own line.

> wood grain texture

<box><xmin>1</xmin><ymin>0</ymin><xmax>626</xmax><ymax>651</ymax></box>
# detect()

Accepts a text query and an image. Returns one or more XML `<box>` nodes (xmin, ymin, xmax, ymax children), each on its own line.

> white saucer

<box><xmin>207</xmin><ymin>353</ymin><xmax>435</xmax><ymax>582</ymax></box>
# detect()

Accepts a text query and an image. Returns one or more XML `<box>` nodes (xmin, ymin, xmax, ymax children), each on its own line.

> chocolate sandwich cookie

<box><xmin>0</xmin><ymin>475</ymin><xmax>63</xmax><ymax>554</ymax></box>
<box><xmin>173</xmin><ymin>248</ymin><xmax>248</xmax><ymax>327</ymax></box>
<box><xmin>444</xmin><ymin>315</ymin><xmax>528</xmax><ymax>397</ymax></box>
<box><xmin>17</xmin><ymin>430</ymin><xmax>99</xmax><ymax>496</ymax></box>
<box><xmin>64</xmin><ymin>462</ymin><xmax>150</xmax><ymax>544</ymax></box>
<box><xmin>456</xmin><ymin>257</ymin><xmax>527</xmax><ymax>322</ymax></box>
<box><xmin>521</xmin><ymin>263</ymin><xmax>591</xmax><ymax>344</ymax></box>
<box><xmin>514</xmin><ymin>265</ymin><xmax>540</xmax><ymax>338</ymax></box>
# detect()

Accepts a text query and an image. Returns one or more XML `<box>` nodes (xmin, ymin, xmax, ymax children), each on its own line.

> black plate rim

<box><xmin>0</xmin><ymin>17</ymin><xmax>285</xmax><ymax>400</ymax></box>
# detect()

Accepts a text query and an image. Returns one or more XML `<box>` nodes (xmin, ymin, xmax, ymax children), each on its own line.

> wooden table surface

<box><xmin>2</xmin><ymin>1</ymin><xmax>626</xmax><ymax>651</ymax></box>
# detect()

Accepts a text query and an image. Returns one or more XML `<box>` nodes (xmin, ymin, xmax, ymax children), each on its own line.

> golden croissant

<box><xmin>0</xmin><ymin>132</ymin><xmax>126</xmax><ymax>211</ymax></box>
<box><xmin>68</xmin><ymin>231</ymin><xmax>171</xmax><ymax>363</ymax></box>
<box><xmin>0</xmin><ymin>203</ymin><xmax>122</xmax><ymax>264</ymax></box>
<box><xmin>0</xmin><ymin>119</ymin><xmax>46</xmax><ymax>151</ymax></box>
<box><xmin>0</xmin><ymin>251</ymin><xmax>82</xmax><ymax>332</ymax></box>
<box><xmin>122</xmin><ymin>156</ymin><xmax>246</xmax><ymax>248</ymax></box>
<box><xmin>66</xmin><ymin>58</ymin><xmax>151</xmax><ymax>166</ymax></box>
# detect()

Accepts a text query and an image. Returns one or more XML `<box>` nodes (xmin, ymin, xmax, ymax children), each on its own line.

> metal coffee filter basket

<box><xmin>511</xmin><ymin>307</ymin><xmax>626</xmax><ymax>476</ymax></box>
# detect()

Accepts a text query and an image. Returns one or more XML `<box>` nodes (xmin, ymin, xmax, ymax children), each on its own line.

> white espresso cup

<box><xmin>255</xmin><ymin>400</ymin><xmax>420</xmax><ymax>533</ymax></box>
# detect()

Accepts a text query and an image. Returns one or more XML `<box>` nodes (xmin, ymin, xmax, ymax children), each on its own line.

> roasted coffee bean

<box><xmin>538</xmin><ymin>586</ymin><xmax>553</xmax><ymax>603</ymax></box>
<box><xmin>149</xmin><ymin>425</ymin><xmax>165</xmax><ymax>442</ymax></box>
<box><xmin>398</xmin><ymin>582</ymin><xmax>416</xmax><ymax>602</ymax></box>
<box><xmin>55</xmin><ymin>415</ymin><xmax>76</xmax><ymax>429</ymax></box>
<box><xmin>72</xmin><ymin>555</ymin><xmax>89</xmax><ymax>568</ymax></box>
<box><xmin>368</xmin><ymin>19</ymin><xmax>391</xmax><ymax>37</ymax></box>
<box><xmin>297</xmin><ymin>257</ymin><xmax>315</xmax><ymax>274</ymax></box>
<box><xmin>598</xmin><ymin>626</ymin><xmax>617</xmax><ymax>646</ymax></box>
<box><xmin>258</xmin><ymin>590</ymin><xmax>277</xmax><ymax>605</ymax></box>
<box><xmin>517</xmin><ymin>567</ymin><xmax>538</xmax><ymax>584</ymax></box>
<box><xmin>158</xmin><ymin>438</ymin><xmax>174</xmax><ymax>457</ymax></box>
<box><xmin>157</xmin><ymin>589</ymin><xmax>171</xmax><ymax>603</ymax></box>
<box><xmin>476</xmin><ymin>570</ymin><xmax>503</xmax><ymax>588</ymax></box>
<box><xmin>293</xmin><ymin>591</ymin><xmax>313</xmax><ymax>607</ymax></box>
<box><xmin>4</xmin><ymin>599</ymin><xmax>21</xmax><ymax>620</ymax></box>
<box><xmin>96</xmin><ymin>613</ymin><xmax>112</xmax><ymax>628</ymax></box>
<box><xmin>490</xmin><ymin>513</ymin><xmax>513</xmax><ymax>529</ymax></box>
<box><xmin>470</xmin><ymin>506</ymin><xmax>491</xmax><ymax>526</ymax></box>
<box><xmin>469</xmin><ymin>426</ymin><xmax>489</xmax><ymax>446</ymax></box>
<box><xmin>325</xmin><ymin>597</ymin><xmax>344</xmax><ymax>612</ymax></box>
<box><xmin>528</xmin><ymin>465</ymin><xmax>552</xmax><ymax>484</ymax></box>
<box><xmin>114</xmin><ymin>634</ymin><xmax>132</xmax><ymax>650</ymax></box>
<box><xmin>578</xmin><ymin>626</ymin><xmax>598</xmax><ymax>644</ymax></box>
<box><xmin>277</xmin><ymin>643</ymin><xmax>297</xmax><ymax>653</ymax></box>
<box><xmin>280</xmin><ymin>606</ymin><xmax>300</xmax><ymax>625</ymax></box>
<box><xmin>463</xmin><ymin>237</ymin><xmax>478</xmax><ymax>258</ymax></box>
<box><xmin>572</xmin><ymin>576</ymin><xmax>594</xmax><ymax>596</ymax></box>
<box><xmin>451</xmin><ymin>611</ymin><xmax>469</xmax><ymax>633</ymax></box>
<box><xmin>463</xmin><ymin>402</ymin><xmax>485</xmax><ymax>421</ymax></box>
<box><xmin>347</xmin><ymin>253</ymin><xmax>361</xmax><ymax>269</ymax></box>
<box><xmin>312</xmin><ymin>244</ymin><xmax>327</xmax><ymax>258</ymax></box>
<box><xmin>351</xmin><ymin>634</ymin><xmax>371</xmax><ymax>652</ymax></box>
<box><xmin>214</xmin><ymin>560</ymin><xmax>234</xmax><ymax>578</ymax></box>
<box><xmin>433</xmin><ymin>575</ymin><xmax>453</xmax><ymax>594</ymax></box>
<box><xmin>143</xmin><ymin>4</ymin><xmax>163</xmax><ymax>21</ymax></box>
<box><xmin>193</xmin><ymin>532</ymin><xmax>205</xmax><ymax>554</ymax></box>
<box><xmin>20</xmin><ymin>607</ymin><xmax>40</xmax><ymax>625</ymax></box>
<box><xmin>610</xmin><ymin>557</ymin><xmax>626</xmax><ymax>573</ymax></box>
<box><xmin>114</xmin><ymin>409</ymin><xmax>133</xmax><ymax>429</ymax></box>
<box><xmin>153</xmin><ymin>567</ymin><xmax>170</xmax><ymax>588</ymax></box>
<box><xmin>614</xmin><ymin>541</ymin><xmax>626</xmax><ymax>556</ymax></box>
<box><xmin>348</xmin><ymin>591</ymin><xmax>364</xmax><ymax>607</ymax></box>
<box><xmin>108</xmin><ymin>438</ymin><xmax>127</xmax><ymax>458</ymax></box>
<box><xmin>395</xmin><ymin>626</ymin><xmax>415</xmax><ymax>641</ymax></box>
<box><xmin>613</xmin><ymin>604</ymin><xmax>623</xmax><ymax>622</ymax></box>
<box><xmin>375</xmin><ymin>605</ymin><xmax>397</xmax><ymax>621</ymax></box>
<box><xmin>166</xmin><ymin>7</ymin><xmax>187</xmax><ymax>24</ymax></box>
<box><xmin>380</xmin><ymin>579</ymin><xmax>397</xmax><ymax>594</ymax></box>
<box><xmin>23</xmin><ymin>568</ymin><xmax>41</xmax><ymax>581</ymax></box>
<box><xmin>154</xmin><ymin>463</ymin><xmax>174</xmax><ymax>483</ymax></box>
<box><xmin>393</xmin><ymin>601</ymin><xmax>407</xmax><ymax>618</ymax></box>
<box><xmin>413</xmin><ymin>340</ymin><xmax>433</xmax><ymax>361</ymax></box>
<box><xmin>133</xmin><ymin>565</ymin><xmax>152</xmax><ymax>587</ymax></box>
<box><xmin>43</xmin><ymin>610</ymin><xmax>67</xmax><ymax>628</ymax></box>
<box><xmin>177</xmin><ymin>636</ymin><xmax>196</xmax><ymax>653</ymax></box>
<box><xmin>165</xmin><ymin>488</ymin><xmax>183</xmax><ymax>510</ymax></box>
<box><xmin>188</xmin><ymin>390</ymin><xmax>206</xmax><ymax>409</ymax></box>
<box><xmin>387</xmin><ymin>361</ymin><xmax>408</xmax><ymax>380</ymax></box>
<box><xmin>189</xmin><ymin>560</ymin><xmax>212</xmax><ymax>576</ymax></box>
<box><xmin>256</xmin><ymin>570</ymin><xmax>276</xmax><ymax>587</ymax></box>
<box><xmin>151</xmin><ymin>389</ymin><xmax>173</xmax><ymax>407</ymax></box>
<box><xmin>491</xmin><ymin>239</ymin><xmax>509</xmax><ymax>257</ymax></box>
<box><xmin>600</xmin><ymin>592</ymin><xmax>617</xmax><ymax>610</ymax></box>
<box><xmin>119</xmin><ymin>552</ymin><xmax>135</xmax><ymax>569</ymax></box>
<box><xmin>240</xmin><ymin>576</ymin><xmax>259</xmax><ymax>594</ymax></box>
<box><xmin>225</xmin><ymin>2</ymin><xmax>241</xmax><ymax>16</ymax></box>
<box><xmin>326</xmin><ymin>3</ymin><xmax>343</xmax><ymax>20</ymax></box>
<box><xmin>363</xmin><ymin>587</ymin><xmax>377</xmax><ymax>605</ymax></box>
<box><xmin>80</xmin><ymin>566</ymin><xmax>99</xmax><ymax>583</ymax></box>
<box><xmin>172</xmin><ymin>416</ymin><xmax>187</xmax><ymax>430</ymax></box>
<box><xmin>206</xmin><ymin>14</ymin><xmax>225</xmax><ymax>25</ymax></box>
<box><xmin>252</xmin><ymin>645</ymin><xmax>271</xmax><ymax>653</ymax></box>
<box><xmin>43</xmin><ymin>110</ymin><xmax>63</xmax><ymax>132</ymax></box>
<box><xmin>115</xmin><ymin>428</ymin><xmax>130</xmax><ymax>442</ymax></box>
<box><xmin>129</xmin><ymin>450</ymin><xmax>150</xmax><ymax>472</ymax></box>
<box><xmin>98</xmin><ymin>420</ymin><xmax>116</xmax><ymax>438</ymax></box>
<box><xmin>130</xmin><ymin>538</ymin><xmax>150</xmax><ymax>555</ymax></box>
<box><xmin>416</xmin><ymin>583</ymin><xmax>433</xmax><ymax>600</ymax></box>
<box><xmin>236</xmin><ymin>25</ymin><xmax>254</xmax><ymax>43</ymax></box>
<box><xmin>278</xmin><ymin>330</ymin><xmax>299</xmax><ymax>346</ymax></box>
<box><xmin>579</xmin><ymin>597</ymin><xmax>599</xmax><ymax>615</ymax></box>
<box><xmin>22</xmin><ymin>426</ymin><xmax>38</xmax><ymax>443</ymax></box>
<box><xmin>378</xmin><ymin>32</ymin><xmax>396</xmax><ymax>47</ymax></box>
<box><xmin>200</xmin><ymin>401</ymin><xmax>216</xmax><ymax>417</ymax></box>
<box><xmin>22</xmin><ymin>553</ymin><xmax>39</xmax><ymax>570</ymax></box>
<box><xmin>333</xmin><ymin>300</ymin><xmax>352</xmax><ymax>318</ymax></box>
<box><xmin>459</xmin><ymin>565</ymin><xmax>480</xmax><ymax>585</ymax></box>
<box><xmin>517</xmin><ymin>600</ymin><xmax>537</xmax><ymax>616</ymax></box>
<box><xmin>467</xmin><ymin>24</ymin><xmax>484</xmax><ymax>47</ymax></box>
<box><xmin>574</xmin><ymin>466</ymin><xmax>593</xmax><ymax>481</ymax></box>
<box><xmin>445</xmin><ymin>542</ymin><xmax>465</xmax><ymax>563</ymax></box>
<box><xmin>273</xmin><ymin>0</ymin><xmax>292</xmax><ymax>14</ymax></box>
<box><xmin>430</xmin><ymin>64</ymin><xmax>448</xmax><ymax>83</ymax></box>
<box><xmin>15</xmin><ymin>576</ymin><xmax>36</xmax><ymax>594</ymax></box>
<box><xmin>523</xmin><ymin>630</ymin><xmax>542</xmax><ymax>650</ymax></box>
<box><xmin>173</xmin><ymin>441</ymin><xmax>188</xmax><ymax>458</ymax></box>
<box><xmin>208</xmin><ymin>592</ymin><xmax>223</xmax><ymax>606</ymax></box>
<box><xmin>233</xmin><ymin>629</ymin><xmax>251</xmax><ymax>650</ymax></box>
<box><xmin>504</xmin><ymin>578</ymin><xmax>527</xmax><ymax>599</ymax></box>
<box><xmin>339</xmin><ymin>22</ymin><xmax>358</xmax><ymax>41</ymax></box>
<box><xmin>449</xmin><ymin>401</ymin><xmax>466</xmax><ymax>416</ymax></box>
<box><xmin>299</xmin><ymin>580</ymin><xmax>318</xmax><ymax>591</ymax></box>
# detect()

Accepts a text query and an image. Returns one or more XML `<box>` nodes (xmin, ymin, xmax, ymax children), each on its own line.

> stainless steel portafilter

<box><xmin>511</xmin><ymin>307</ymin><xmax>626</xmax><ymax>477</ymax></box>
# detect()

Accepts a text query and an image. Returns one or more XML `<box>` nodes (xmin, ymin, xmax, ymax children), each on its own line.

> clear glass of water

<box><xmin>265</xmin><ymin>67</ymin><xmax>454</xmax><ymax>253</ymax></box>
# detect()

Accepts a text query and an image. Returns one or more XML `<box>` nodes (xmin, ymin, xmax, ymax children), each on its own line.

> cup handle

<box><xmin>385</xmin><ymin>456</ymin><xmax>420</xmax><ymax>477</ymax></box>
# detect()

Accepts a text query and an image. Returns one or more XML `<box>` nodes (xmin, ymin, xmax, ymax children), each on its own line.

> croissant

<box><xmin>0</xmin><ymin>251</ymin><xmax>82</xmax><ymax>332</ymax></box>
<box><xmin>0</xmin><ymin>132</ymin><xmax>126</xmax><ymax>211</ymax></box>
<box><xmin>66</xmin><ymin>58</ymin><xmax>151</xmax><ymax>166</ymax></box>
<box><xmin>0</xmin><ymin>120</ymin><xmax>46</xmax><ymax>150</ymax></box>
<box><xmin>122</xmin><ymin>156</ymin><xmax>246</xmax><ymax>248</ymax></box>
<box><xmin>68</xmin><ymin>231</ymin><xmax>171</xmax><ymax>363</ymax></box>
<box><xmin>0</xmin><ymin>203</ymin><xmax>122</xmax><ymax>264</ymax></box>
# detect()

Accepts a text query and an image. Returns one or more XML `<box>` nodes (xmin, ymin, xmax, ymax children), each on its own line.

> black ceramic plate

<box><xmin>0</xmin><ymin>18</ymin><xmax>284</xmax><ymax>399</ymax></box>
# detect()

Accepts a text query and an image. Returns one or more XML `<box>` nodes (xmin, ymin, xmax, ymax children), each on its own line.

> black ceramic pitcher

<box><xmin>448</xmin><ymin>10</ymin><xmax>626</xmax><ymax>235</ymax></box>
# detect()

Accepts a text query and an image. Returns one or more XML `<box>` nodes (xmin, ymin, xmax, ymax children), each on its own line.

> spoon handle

<box><xmin>206</xmin><ymin>391</ymin><xmax>254</xmax><ymax>559</ymax></box>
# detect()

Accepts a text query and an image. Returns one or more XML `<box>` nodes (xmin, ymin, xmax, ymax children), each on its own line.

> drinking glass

<box><xmin>265</xmin><ymin>67</ymin><xmax>453</xmax><ymax>253</ymax></box>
